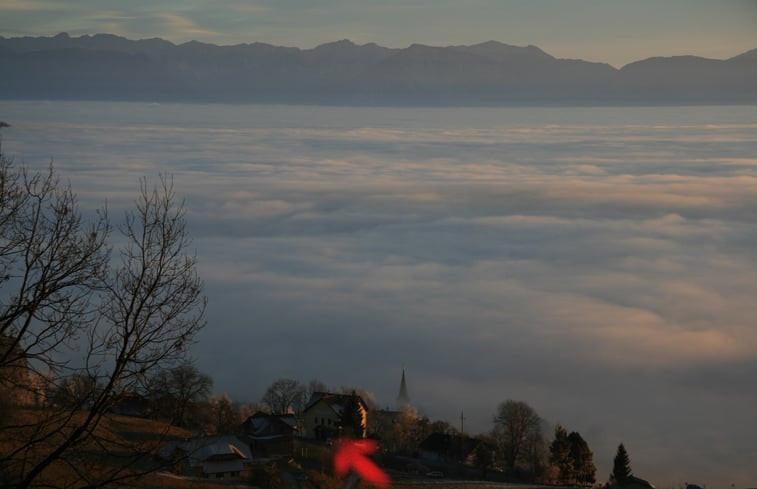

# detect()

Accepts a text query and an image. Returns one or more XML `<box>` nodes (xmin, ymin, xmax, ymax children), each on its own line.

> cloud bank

<box><xmin>1</xmin><ymin>101</ymin><xmax>755</xmax><ymax>486</ymax></box>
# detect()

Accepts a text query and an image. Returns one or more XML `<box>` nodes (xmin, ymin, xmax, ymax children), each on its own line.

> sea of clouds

<box><xmin>1</xmin><ymin>101</ymin><xmax>755</xmax><ymax>486</ymax></box>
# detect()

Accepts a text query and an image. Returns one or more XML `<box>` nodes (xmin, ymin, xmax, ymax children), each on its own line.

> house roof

<box><xmin>201</xmin><ymin>442</ymin><xmax>247</xmax><ymax>461</ymax></box>
<box><xmin>246</xmin><ymin>434</ymin><xmax>290</xmax><ymax>441</ymax></box>
<box><xmin>609</xmin><ymin>476</ymin><xmax>656</xmax><ymax>489</ymax></box>
<box><xmin>627</xmin><ymin>476</ymin><xmax>656</xmax><ymax>489</ymax></box>
<box><xmin>303</xmin><ymin>392</ymin><xmax>368</xmax><ymax>414</ymax></box>
<box><xmin>245</xmin><ymin>411</ymin><xmax>297</xmax><ymax>434</ymax></box>
<box><xmin>159</xmin><ymin>435</ymin><xmax>252</xmax><ymax>468</ymax></box>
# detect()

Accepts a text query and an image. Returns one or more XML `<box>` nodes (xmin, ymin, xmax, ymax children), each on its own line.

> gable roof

<box><xmin>243</xmin><ymin>411</ymin><xmax>297</xmax><ymax>436</ymax></box>
<box><xmin>159</xmin><ymin>435</ymin><xmax>252</xmax><ymax>468</ymax></box>
<box><xmin>303</xmin><ymin>392</ymin><xmax>368</xmax><ymax>415</ymax></box>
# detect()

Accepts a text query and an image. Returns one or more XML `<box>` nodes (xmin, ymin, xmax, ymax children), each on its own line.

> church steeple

<box><xmin>397</xmin><ymin>367</ymin><xmax>410</xmax><ymax>408</ymax></box>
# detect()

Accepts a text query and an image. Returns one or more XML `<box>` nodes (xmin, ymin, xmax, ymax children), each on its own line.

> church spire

<box><xmin>397</xmin><ymin>366</ymin><xmax>410</xmax><ymax>408</ymax></box>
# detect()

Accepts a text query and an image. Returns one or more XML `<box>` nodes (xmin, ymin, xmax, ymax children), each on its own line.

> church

<box><xmin>396</xmin><ymin>367</ymin><xmax>410</xmax><ymax>408</ymax></box>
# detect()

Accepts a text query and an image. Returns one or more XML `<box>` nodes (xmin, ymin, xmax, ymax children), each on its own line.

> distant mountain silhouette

<box><xmin>0</xmin><ymin>33</ymin><xmax>754</xmax><ymax>105</ymax></box>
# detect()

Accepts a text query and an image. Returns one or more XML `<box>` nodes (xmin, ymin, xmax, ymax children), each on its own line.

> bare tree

<box><xmin>261</xmin><ymin>378</ymin><xmax>306</xmax><ymax>416</ymax></box>
<box><xmin>146</xmin><ymin>362</ymin><xmax>213</xmax><ymax>428</ymax></box>
<box><xmin>46</xmin><ymin>374</ymin><xmax>102</xmax><ymax>410</ymax></box>
<box><xmin>369</xmin><ymin>404</ymin><xmax>424</xmax><ymax>453</ymax></box>
<box><xmin>0</xmin><ymin>156</ymin><xmax>109</xmax><ymax>399</ymax></box>
<box><xmin>210</xmin><ymin>392</ymin><xmax>240</xmax><ymax>435</ymax></box>
<box><xmin>238</xmin><ymin>401</ymin><xmax>270</xmax><ymax>419</ymax></box>
<box><xmin>492</xmin><ymin>400</ymin><xmax>544</xmax><ymax>475</ymax></box>
<box><xmin>306</xmin><ymin>378</ymin><xmax>328</xmax><ymax>400</ymax></box>
<box><xmin>0</xmin><ymin>151</ymin><xmax>206</xmax><ymax>489</ymax></box>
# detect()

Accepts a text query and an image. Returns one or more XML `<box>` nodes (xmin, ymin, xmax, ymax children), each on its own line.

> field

<box><xmin>0</xmin><ymin>408</ymin><xmax>216</xmax><ymax>488</ymax></box>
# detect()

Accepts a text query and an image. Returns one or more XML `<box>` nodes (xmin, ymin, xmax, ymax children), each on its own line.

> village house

<box><xmin>111</xmin><ymin>391</ymin><xmax>149</xmax><ymax>417</ymax></box>
<box><xmin>301</xmin><ymin>392</ymin><xmax>368</xmax><ymax>440</ymax></box>
<box><xmin>610</xmin><ymin>476</ymin><xmax>657</xmax><ymax>489</ymax></box>
<box><xmin>159</xmin><ymin>435</ymin><xmax>253</xmax><ymax>480</ymax></box>
<box><xmin>242</xmin><ymin>411</ymin><xmax>297</xmax><ymax>459</ymax></box>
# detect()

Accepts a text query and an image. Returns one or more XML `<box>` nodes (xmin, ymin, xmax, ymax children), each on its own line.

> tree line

<box><xmin>132</xmin><ymin>370</ymin><xmax>636</xmax><ymax>488</ymax></box>
<box><xmin>238</xmin><ymin>378</ymin><xmax>601</xmax><ymax>486</ymax></box>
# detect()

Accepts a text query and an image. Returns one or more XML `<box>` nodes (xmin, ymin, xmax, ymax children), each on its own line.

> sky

<box><xmin>0</xmin><ymin>0</ymin><xmax>756</xmax><ymax>67</ymax></box>
<box><xmin>1</xmin><ymin>101</ymin><xmax>756</xmax><ymax>487</ymax></box>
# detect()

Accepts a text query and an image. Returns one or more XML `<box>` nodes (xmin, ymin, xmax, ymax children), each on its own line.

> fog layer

<box><xmin>1</xmin><ymin>102</ymin><xmax>755</xmax><ymax>486</ymax></box>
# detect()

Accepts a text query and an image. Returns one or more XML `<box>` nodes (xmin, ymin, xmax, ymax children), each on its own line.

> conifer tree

<box><xmin>550</xmin><ymin>425</ymin><xmax>596</xmax><ymax>486</ymax></box>
<box><xmin>340</xmin><ymin>392</ymin><xmax>365</xmax><ymax>438</ymax></box>
<box><xmin>549</xmin><ymin>424</ymin><xmax>573</xmax><ymax>483</ymax></box>
<box><xmin>568</xmin><ymin>431</ymin><xmax>596</xmax><ymax>486</ymax></box>
<box><xmin>612</xmin><ymin>443</ymin><xmax>633</xmax><ymax>484</ymax></box>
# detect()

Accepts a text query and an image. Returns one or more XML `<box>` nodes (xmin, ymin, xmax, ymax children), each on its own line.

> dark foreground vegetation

<box><xmin>0</xmin><ymin>145</ymin><xmax>206</xmax><ymax>488</ymax></box>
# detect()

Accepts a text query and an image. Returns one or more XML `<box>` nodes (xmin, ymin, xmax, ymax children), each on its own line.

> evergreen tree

<box><xmin>340</xmin><ymin>392</ymin><xmax>365</xmax><ymax>438</ymax></box>
<box><xmin>568</xmin><ymin>431</ymin><xmax>596</xmax><ymax>486</ymax></box>
<box><xmin>549</xmin><ymin>424</ymin><xmax>573</xmax><ymax>484</ymax></box>
<box><xmin>549</xmin><ymin>426</ymin><xmax>596</xmax><ymax>486</ymax></box>
<box><xmin>612</xmin><ymin>443</ymin><xmax>633</xmax><ymax>484</ymax></box>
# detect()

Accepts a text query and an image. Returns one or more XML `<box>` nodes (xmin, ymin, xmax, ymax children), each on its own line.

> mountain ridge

<box><xmin>1</xmin><ymin>33</ymin><xmax>754</xmax><ymax>106</ymax></box>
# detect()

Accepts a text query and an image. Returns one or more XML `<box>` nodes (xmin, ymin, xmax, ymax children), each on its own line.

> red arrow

<box><xmin>334</xmin><ymin>439</ymin><xmax>390</xmax><ymax>488</ymax></box>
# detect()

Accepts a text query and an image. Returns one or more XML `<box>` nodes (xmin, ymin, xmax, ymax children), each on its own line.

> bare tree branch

<box><xmin>0</xmin><ymin>150</ymin><xmax>206</xmax><ymax>489</ymax></box>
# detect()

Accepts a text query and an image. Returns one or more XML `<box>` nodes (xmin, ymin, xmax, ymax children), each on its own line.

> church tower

<box><xmin>396</xmin><ymin>367</ymin><xmax>410</xmax><ymax>408</ymax></box>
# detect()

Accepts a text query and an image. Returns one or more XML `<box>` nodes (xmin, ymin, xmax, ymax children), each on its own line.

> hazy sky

<box><xmin>1</xmin><ymin>0</ymin><xmax>756</xmax><ymax>66</ymax></box>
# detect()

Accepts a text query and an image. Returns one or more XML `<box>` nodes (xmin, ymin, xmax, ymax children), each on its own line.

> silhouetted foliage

<box><xmin>550</xmin><ymin>425</ymin><xmax>596</xmax><ymax>486</ymax></box>
<box><xmin>568</xmin><ymin>431</ymin><xmax>596</xmax><ymax>485</ymax></box>
<box><xmin>306</xmin><ymin>379</ymin><xmax>328</xmax><ymax>400</ymax></box>
<box><xmin>146</xmin><ymin>362</ymin><xmax>212</xmax><ymax>428</ymax></box>
<box><xmin>368</xmin><ymin>405</ymin><xmax>423</xmax><ymax>454</ymax></box>
<box><xmin>550</xmin><ymin>424</ymin><xmax>573</xmax><ymax>483</ymax></box>
<box><xmin>46</xmin><ymin>374</ymin><xmax>102</xmax><ymax>410</ymax></box>
<box><xmin>474</xmin><ymin>435</ymin><xmax>496</xmax><ymax>479</ymax></box>
<box><xmin>492</xmin><ymin>400</ymin><xmax>545</xmax><ymax>477</ymax></box>
<box><xmin>210</xmin><ymin>392</ymin><xmax>241</xmax><ymax>434</ymax></box>
<box><xmin>262</xmin><ymin>378</ymin><xmax>306</xmax><ymax>416</ymax></box>
<box><xmin>612</xmin><ymin>443</ymin><xmax>633</xmax><ymax>484</ymax></box>
<box><xmin>429</xmin><ymin>419</ymin><xmax>456</xmax><ymax>435</ymax></box>
<box><xmin>339</xmin><ymin>391</ymin><xmax>365</xmax><ymax>438</ymax></box>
